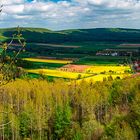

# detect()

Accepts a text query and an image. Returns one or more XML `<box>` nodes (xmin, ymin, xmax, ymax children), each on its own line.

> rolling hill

<box><xmin>0</xmin><ymin>27</ymin><xmax>140</xmax><ymax>43</ymax></box>
<box><xmin>0</xmin><ymin>27</ymin><xmax>140</xmax><ymax>63</ymax></box>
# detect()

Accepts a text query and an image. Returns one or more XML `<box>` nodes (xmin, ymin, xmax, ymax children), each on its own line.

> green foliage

<box><xmin>0</xmin><ymin>76</ymin><xmax>139</xmax><ymax>139</ymax></box>
<box><xmin>19</xmin><ymin>112</ymin><xmax>31</xmax><ymax>138</ymax></box>
<box><xmin>53</xmin><ymin>103</ymin><xmax>72</xmax><ymax>139</ymax></box>
<box><xmin>104</xmin><ymin>118</ymin><xmax>136</xmax><ymax>140</ymax></box>
<box><xmin>3</xmin><ymin>114</ymin><xmax>12</xmax><ymax>139</ymax></box>
<box><xmin>77</xmin><ymin>74</ymin><xmax>81</xmax><ymax>79</ymax></box>
<box><xmin>19</xmin><ymin>112</ymin><xmax>30</xmax><ymax>138</ymax></box>
<box><xmin>72</xmin><ymin>131</ymin><xmax>82</xmax><ymax>140</ymax></box>
<box><xmin>108</xmin><ymin>75</ymin><xmax>113</xmax><ymax>81</ymax></box>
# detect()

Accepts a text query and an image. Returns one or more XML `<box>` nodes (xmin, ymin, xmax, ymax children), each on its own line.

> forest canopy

<box><xmin>0</xmin><ymin>77</ymin><xmax>140</xmax><ymax>140</ymax></box>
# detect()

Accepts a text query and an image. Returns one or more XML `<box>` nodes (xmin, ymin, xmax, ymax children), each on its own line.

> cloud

<box><xmin>0</xmin><ymin>0</ymin><xmax>140</xmax><ymax>29</ymax></box>
<box><xmin>1</xmin><ymin>0</ymin><xmax>24</xmax><ymax>5</ymax></box>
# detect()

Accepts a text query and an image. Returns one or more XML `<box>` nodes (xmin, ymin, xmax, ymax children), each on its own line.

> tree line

<box><xmin>0</xmin><ymin>77</ymin><xmax>139</xmax><ymax>140</ymax></box>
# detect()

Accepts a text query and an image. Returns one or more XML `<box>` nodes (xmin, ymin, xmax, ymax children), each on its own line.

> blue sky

<box><xmin>0</xmin><ymin>0</ymin><xmax>140</xmax><ymax>30</ymax></box>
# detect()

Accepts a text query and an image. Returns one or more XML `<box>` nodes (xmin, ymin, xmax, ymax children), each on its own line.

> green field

<box><xmin>17</xmin><ymin>60</ymin><xmax>65</xmax><ymax>69</ymax></box>
<box><xmin>74</xmin><ymin>56</ymin><xmax>128</xmax><ymax>65</ymax></box>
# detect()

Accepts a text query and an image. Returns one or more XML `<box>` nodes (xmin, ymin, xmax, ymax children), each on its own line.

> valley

<box><xmin>0</xmin><ymin>27</ymin><xmax>139</xmax><ymax>82</ymax></box>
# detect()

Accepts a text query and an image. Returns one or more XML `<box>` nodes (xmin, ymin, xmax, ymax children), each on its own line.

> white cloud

<box><xmin>0</xmin><ymin>0</ymin><xmax>140</xmax><ymax>29</ymax></box>
<box><xmin>3</xmin><ymin>4</ymin><xmax>24</xmax><ymax>14</ymax></box>
<box><xmin>1</xmin><ymin>0</ymin><xmax>24</xmax><ymax>5</ymax></box>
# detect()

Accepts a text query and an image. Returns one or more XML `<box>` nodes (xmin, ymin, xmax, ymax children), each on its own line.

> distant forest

<box><xmin>1</xmin><ymin>28</ymin><xmax>140</xmax><ymax>43</ymax></box>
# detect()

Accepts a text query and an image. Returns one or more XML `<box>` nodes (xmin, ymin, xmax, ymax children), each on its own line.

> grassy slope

<box><xmin>1</xmin><ymin>27</ymin><xmax>140</xmax><ymax>43</ymax></box>
<box><xmin>1</xmin><ymin>27</ymin><xmax>140</xmax><ymax>53</ymax></box>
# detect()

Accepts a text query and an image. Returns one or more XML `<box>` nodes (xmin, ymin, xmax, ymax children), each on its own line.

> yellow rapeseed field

<box><xmin>23</xmin><ymin>58</ymin><xmax>72</xmax><ymax>64</ymax></box>
<box><xmin>27</xmin><ymin>69</ymin><xmax>92</xmax><ymax>79</ymax></box>
<box><xmin>86</xmin><ymin>66</ymin><xmax>130</xmax><ymax>74</ymax></box>
<box><xmin>78</xmin><ymin>74</ymin><xmax>131</xmax><ymax>83</ymax></box>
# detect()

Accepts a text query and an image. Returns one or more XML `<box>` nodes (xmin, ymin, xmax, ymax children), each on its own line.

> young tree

<box><xmin>0</xmin><ymin>5</ymin><xmax>26</xmax><ymax>138</ymax></box>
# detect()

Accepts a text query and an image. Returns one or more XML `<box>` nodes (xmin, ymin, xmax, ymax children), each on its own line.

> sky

<box><xmin>0</xmin><ymin>0</ymin><xmax>140</xmax><ymax>30</ymax></box>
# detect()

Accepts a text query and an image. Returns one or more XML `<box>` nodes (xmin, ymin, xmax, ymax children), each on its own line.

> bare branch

<box><xmin>0</xmin><ymin>121</ymin><xmax>12</xmax><ymax>129</ymax></box>
<box><xmin>0</xmin><ymin>26</ymin><xmax>26</xmax><ymax>86</ymax></box>
<box><xmin>0</xmin><ymin>5</ymin><xmax>3</xmax><ymax>13</ymax></box>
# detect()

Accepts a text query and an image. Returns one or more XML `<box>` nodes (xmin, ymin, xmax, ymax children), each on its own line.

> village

<box><xmin>96</xmin><ymin>48</ymin><xmax>139</xmax><ymax>57</ymax></box>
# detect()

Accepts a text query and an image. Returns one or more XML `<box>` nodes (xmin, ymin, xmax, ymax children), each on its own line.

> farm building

<box><xmin>134</xmin><ymin>61</ymin><xmax>140</xmax><ymax>72</ymax></box>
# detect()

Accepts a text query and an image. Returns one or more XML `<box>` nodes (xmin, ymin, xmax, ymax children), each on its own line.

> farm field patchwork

<box><xmin>23</xmin><ymin>58</ymin><xmax>132</xmax><ymax>81</ymax></box>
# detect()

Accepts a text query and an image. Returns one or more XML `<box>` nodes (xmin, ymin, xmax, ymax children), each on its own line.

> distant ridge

<box><xmin>1</xmin><ymin>27</ymin><xmax>140</xmax><ymax>43</ymax></box>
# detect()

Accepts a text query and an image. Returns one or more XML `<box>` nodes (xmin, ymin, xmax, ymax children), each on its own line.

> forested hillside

<box><xmin>0</xmin><ymin>77</ymin><xmax>140</xmax><ymax>140</ymax></box>
<box><xmin>1</xmin><ymin>28</ymin><xmax>140</xmax><ymax>43</ymax></box>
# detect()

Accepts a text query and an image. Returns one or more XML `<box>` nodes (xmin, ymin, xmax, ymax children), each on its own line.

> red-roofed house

<box><xmin>134</xmin><ymin>61</ymin><xmax>140</xmax><ymax>72</ymax></box>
